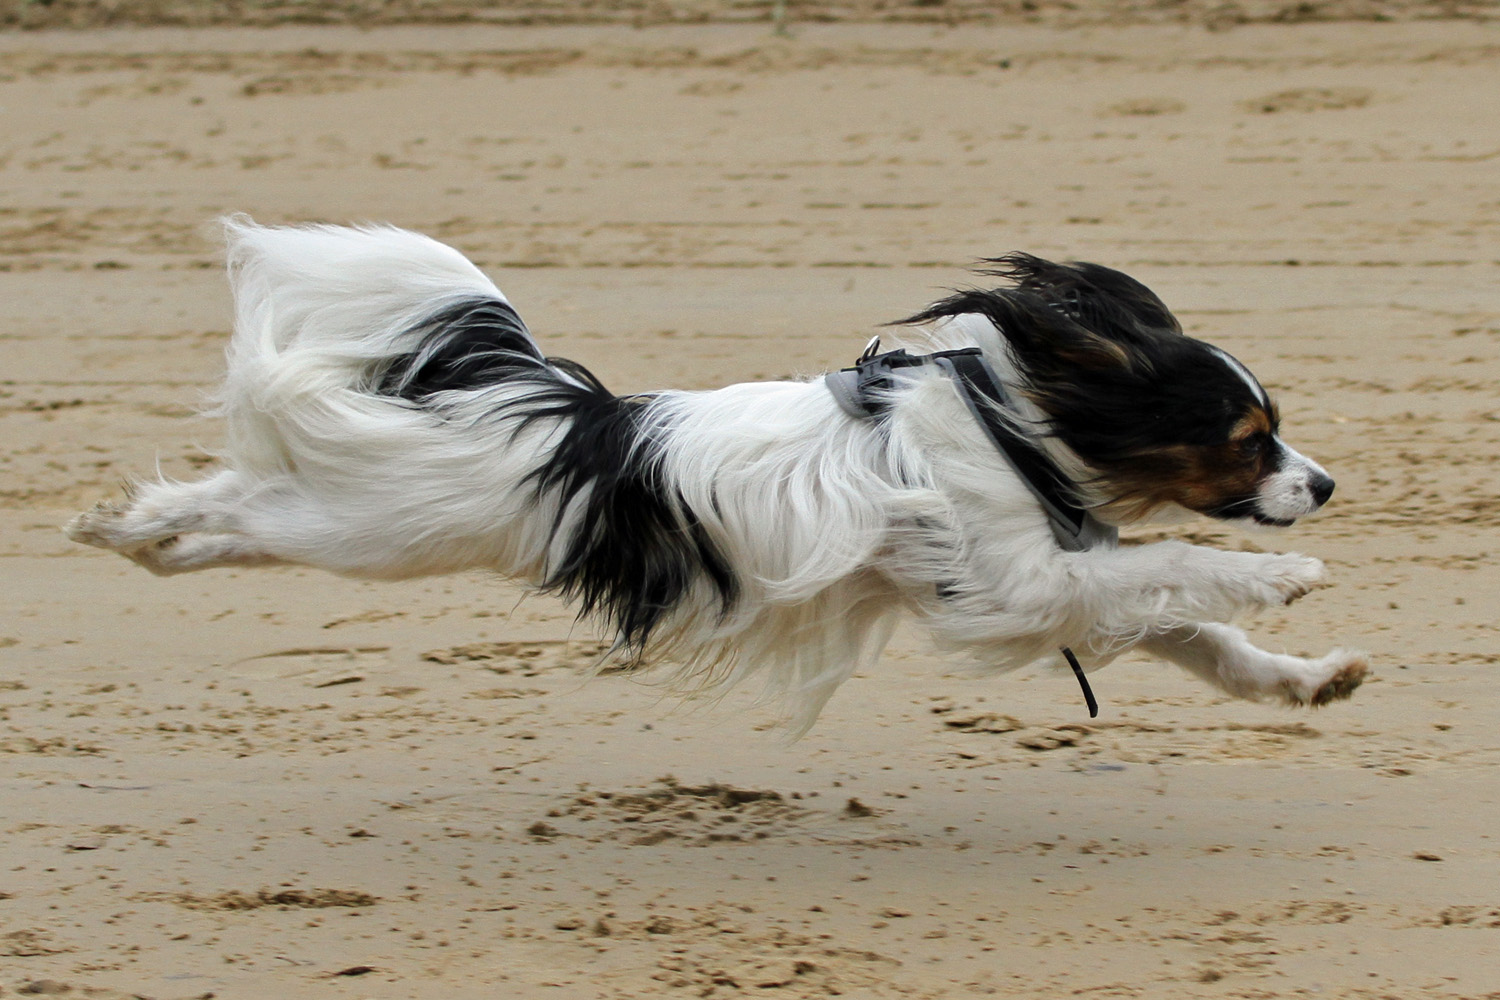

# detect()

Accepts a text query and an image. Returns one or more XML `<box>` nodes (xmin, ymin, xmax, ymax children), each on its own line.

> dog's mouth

<box><xmin>1206</xmin><ymin>497</ymin><xmax>1296</xmax><ymax>528</ymax></box>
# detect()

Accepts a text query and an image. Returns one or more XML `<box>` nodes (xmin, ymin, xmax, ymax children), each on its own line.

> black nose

<box><xmin>1310</xmin><ymin>472</ymin><xmax>1335</xmax><ymax>507</ymax></box>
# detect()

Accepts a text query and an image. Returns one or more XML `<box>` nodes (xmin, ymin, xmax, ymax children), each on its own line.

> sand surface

<box><xmin>3</xmin><ymin>15</ymin><xmax>1500</xmax><ymax>999</ymax></box>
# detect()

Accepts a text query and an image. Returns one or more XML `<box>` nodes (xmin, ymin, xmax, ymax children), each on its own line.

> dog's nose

<box><xmin>1309</xmin><ymin>472</ymin><xmax>1335</xmax><ymax>508</ymax></box>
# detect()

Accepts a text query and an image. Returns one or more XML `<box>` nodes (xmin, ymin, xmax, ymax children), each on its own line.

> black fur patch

<box><xmin>380</xmin><ymin>297</ymin><xmax>737</xmax><ymax>653</ymax></box>
<box><xmin>980</xmin><ymin>252</ymin><xmax>1182</xmax><ymax>341</ymax></box>
<box><xmin>379</xmin><ymin>298</ymin><xmax>545</xmax><ymax>399</ymax></box>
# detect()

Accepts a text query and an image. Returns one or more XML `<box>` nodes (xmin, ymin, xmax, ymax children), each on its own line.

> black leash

<box><xmin>1061</xmin><ymin>647</ymin><xmax>1098</xmax><ymax>718</ymax></box>
<box><xmin>826</xmin><ymin>337</ymin><xmax>1113</xmax><ymax>717</ymax></box>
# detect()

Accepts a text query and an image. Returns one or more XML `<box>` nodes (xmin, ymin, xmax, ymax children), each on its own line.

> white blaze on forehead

<box><xmin>1209</xmin><ymin>346</ymin><xmax>1271</xmax><ymax>410</ymax></box>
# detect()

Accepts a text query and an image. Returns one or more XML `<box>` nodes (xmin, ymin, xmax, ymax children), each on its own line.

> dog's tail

<box><xmin>215</xmin><ymin>216</ymin><xmax>531</xmax><ymax>474</ymax></box>
<box><xmin>209</xmin><ymin>217</ymin><xmax>739</xmax><ymax>656</ymax></box>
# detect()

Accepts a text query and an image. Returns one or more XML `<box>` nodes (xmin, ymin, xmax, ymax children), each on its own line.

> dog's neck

<box><xmin>825</xmin><ymin>339</ymin><xmax>1118</xmax><ymax>553</ymax></box>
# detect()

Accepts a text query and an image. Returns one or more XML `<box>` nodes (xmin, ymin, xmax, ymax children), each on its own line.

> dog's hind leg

<box><xmin>121</xmin><ymin>532</ymin><xmax>288</xmax><ymax>576</ymax></box>
<box><xmin>67</xmin><ymin>469</ymin><xmax>251</xmax><ymax>555</ymax></box>
<box><xmin>1138</xmin><ymin>623</ymin><xmax>1368</xmax><ymax>706</ymax></box>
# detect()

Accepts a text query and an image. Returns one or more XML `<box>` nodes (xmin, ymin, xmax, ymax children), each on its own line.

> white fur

<box><xmin>67</xmin><ymin>219</ymin><xmax>1367</xmax><ymax>731</ymax></box>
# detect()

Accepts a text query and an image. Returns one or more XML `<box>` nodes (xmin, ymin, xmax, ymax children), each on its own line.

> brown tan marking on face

<box><xmin>1229</xmin><ymin>407</ymin><xmax>1275</xmax><ymax>442</ymax></box>
<box><xmin>1090</xmin><ymin>401</ymin><xmax>1283</xmax><ymax>522</ymax></box>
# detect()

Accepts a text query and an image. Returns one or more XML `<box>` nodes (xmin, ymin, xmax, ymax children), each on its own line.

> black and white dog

<box><xmin>68</xmin><ymin>218</ymin><xmax>1366</xmax><ymax>730</ymax></box>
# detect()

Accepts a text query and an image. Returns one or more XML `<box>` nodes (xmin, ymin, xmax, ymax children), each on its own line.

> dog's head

<box><xmin>905</xmin><ymin>254</ymin><xmax>1335</xmax><ymax>527</ymax></box>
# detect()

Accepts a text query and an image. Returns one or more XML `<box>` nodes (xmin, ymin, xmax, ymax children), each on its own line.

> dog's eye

<box><xmin>1236</xmin><ymin>434</ymin><xmax>1268</xmax><ymax>457</ymax></box>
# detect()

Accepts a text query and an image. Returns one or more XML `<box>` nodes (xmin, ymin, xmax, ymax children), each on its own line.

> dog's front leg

<box><xmin>1137</xmin><ymin>622</ymin><xmax>1367</xmax><ymax>706</ymax></box>
<box><xmin>1074</xmin><ymin>540</ymin><xmax>1326</xmax><ymax>627</ymax></box>
<box><xmin>925</xmin><ymin>539</ymin><xmax>1327</xmax><ymax>669</ymax></box>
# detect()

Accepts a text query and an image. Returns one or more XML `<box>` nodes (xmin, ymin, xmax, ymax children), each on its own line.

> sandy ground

<box><xmin>3</xmin><ymin>0</ymin><xmax>1496</xmax><ymax>31</ymax></box>
<box><xmin>3</xmin><ymin>15</ymin><xmax>1500</xmax><ymax>999</ymax></box>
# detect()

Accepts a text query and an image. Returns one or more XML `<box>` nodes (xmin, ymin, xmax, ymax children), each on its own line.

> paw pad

<box><xmin>1311</xmin><ymin>657</ymin><xmax>1368</xmax><ymax>706</ymax></box>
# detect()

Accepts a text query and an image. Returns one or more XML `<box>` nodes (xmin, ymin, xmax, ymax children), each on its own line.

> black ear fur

<box><xmin>899</xmin><ymin>285</ymin><xmax>1132</xmax><ymax>377</ymax></box>
<box><xmin>898</xmin><ymin>254</ymin><xmax>1188</xmax><ymax>393</ymax></box>
<box><xmin>977</xmin><ymin>253</ymin><xmax>1183</xmax><ymax>342</ymax></box>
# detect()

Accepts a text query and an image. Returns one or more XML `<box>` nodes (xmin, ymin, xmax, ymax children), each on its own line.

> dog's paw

<box><xmin>65</xmin><ymin>499</ymin><xmax>133</xmax><ymax>551</ymax></box>
<box><xmin>1252</xmin><ymin>553</ymin><xmax>1326</xmax><ymax>607</ymax></box>
<box><xmin>1279</xmin><ymin>649</ymin><xmax>1369</xmax><ymax>706</ymax></box>
<box><xmin>1308</xmin><ymin>650</ymin><xmax>1369</xmax><ymax>706</ymax></box>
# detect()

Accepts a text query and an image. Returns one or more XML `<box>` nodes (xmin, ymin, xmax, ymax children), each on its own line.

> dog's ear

<box><xmin>899</xmin><ymin>286</ymin><xmax>1132</xmax><ymax>376</ymax></box>
<box><xmin>977</xmin><ymin>253</ymin><xmax>1183</xmax><ymax>342</ymax></box>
